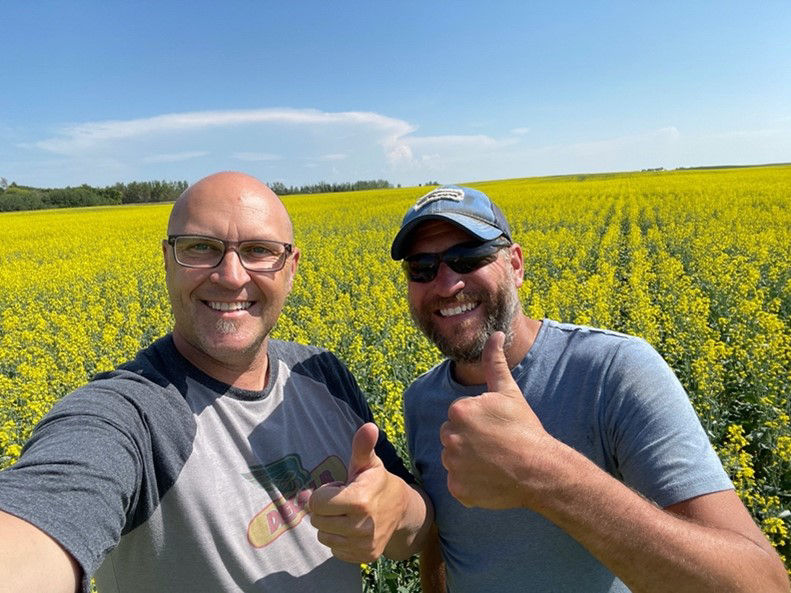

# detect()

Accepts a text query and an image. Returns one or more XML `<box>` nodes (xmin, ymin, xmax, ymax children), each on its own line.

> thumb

<box><xmin>348</xmin><ymin>422</ymin><xmax>379</xmax><ymax>481</ymax></box>
<box><xmin>483</xmin><ymin>331</ymin><xmax>517</xmax><ymax>396</ymax></box>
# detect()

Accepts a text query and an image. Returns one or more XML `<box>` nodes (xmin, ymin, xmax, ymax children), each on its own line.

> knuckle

<box><xmin>315</xmin><ymin>530</ymin><xmax>330</xmax><ymax>547</ymax></box>
<box><xmin>440</xmin><ymin>448</ymin><xmax>452</xmax><ymax>471</ymax></box>
<box><xmin>358</xmin><ymin>518</ymin><xmax>375</xmax><ymax>538</ymax></box>
<box><xmin>346</xmin><ymin>499</ymin><xmax>369</xmax><ymax>516</ymax></box>
<box><xmin>446</xmin><ymin>477</ymin><xmax>464</xmax><ymax>501</ymax></box>
<box><xmin>448</xmin><ymin>397</ymin><xmax>476</xmax><ymax>422</ymax></box>
<box><xmin>448</xmin><ymin>398</ymin><xmax>465</xmax><ymax>416</ymax></box>
<box><xmin>439</xmin><ymin>422</ymin><xmax>452</xmax><ymax>446</ymax></box>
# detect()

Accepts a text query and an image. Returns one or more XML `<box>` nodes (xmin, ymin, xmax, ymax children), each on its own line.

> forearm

<box><xmin>0</xmin><ymin>510</ymin><xmax>81</xmax><ymax>593</ymax></box>
<box><xmin>383</xmin><ymin>482</ymin><xmax>433</xmax><ymax>560</ymax></box>
<box><xmin>419</xmin><ymin>522</ymin><xmax>446</xmax><ymax>593</ymax></box>
<box><xmin>530</xmin><ymin>442</ymin><xmax>789</xmax><ymax>593</ymax></box>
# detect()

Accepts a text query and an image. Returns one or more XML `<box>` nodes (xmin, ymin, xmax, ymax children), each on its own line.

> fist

<box><xmin>439</xmin><ymin>331</ymin><xmax>552</xmax><ymax>509</ymax></box>
<box><xmin>308</xmin><ymin>423</ymin><xmax>403</xmax><ymax>563</ymax></box>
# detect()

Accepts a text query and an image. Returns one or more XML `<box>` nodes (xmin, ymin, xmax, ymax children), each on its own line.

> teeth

<box><xmin>439</xmin><ymin>301</ymin><xmax>477</xmax><ymax>317</ymax></box>
<box><xmin>207</xmin><ymin>301</ymin><xmax>252</xmax><ymax>312</ymax></box>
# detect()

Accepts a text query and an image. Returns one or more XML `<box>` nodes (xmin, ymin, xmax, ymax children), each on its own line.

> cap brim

<box><xmin>390</xmin><ymin>213</ymin><xmax>503</xmax><ymax>259</ymax></box>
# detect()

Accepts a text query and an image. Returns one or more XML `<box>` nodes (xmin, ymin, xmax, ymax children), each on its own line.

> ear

<box><xmin>162</xmin><ymin>239</ymin><xmax>170</xmax><ymax>271</ymax></box>
<box><xmin>508</xmin><ymin>243</ymin><xmax>524</xmax><ymax>288</ymax></box>
<box><xmin>286</xmin><ymin>247</ymin><xmax>300</xmax><ymax>290</ymax></box>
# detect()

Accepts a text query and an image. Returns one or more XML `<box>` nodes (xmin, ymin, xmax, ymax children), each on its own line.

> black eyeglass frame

<box><xmin>402</xmin><ymin>236</ymin><xmax>512</xmax><ymax>283</ymax></box>
<box><xmin>166</xmin><ymin>234</ymin><xmax>294</xmax><ymax>272</ymax></box>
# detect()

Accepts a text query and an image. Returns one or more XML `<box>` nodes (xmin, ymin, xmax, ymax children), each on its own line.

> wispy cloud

<box><xmin>553</xmin><ymin>127</ymin><xmax>681</xmax><ymax>157</ymax></box>
<box><xmin>30</xmin><ymin>106</ymin><xmax>533</xmax><ymax>179</ymax></box>
<box><xmin>19</xmin><ymin>103</ymin><xmax>785</xmax><ymax>189</ymax></box>
<box><xmin>143</xmin><ymin>151</ymin><xmax>209</xmax><ymax>163</ymax></box>
<box><xmin>405</xmin><ymin>134</ymin><xmax>513</xmax><ymax>149</ymax></box>
<box><xmin>32</xmin><ymin>108</ymin><xmax>415</xmax><ymax>155</ymax></box>
<box><xmin>708</xmin><ymin>128</ymin><xmax>784</xmax><ymax>140</ymax></box>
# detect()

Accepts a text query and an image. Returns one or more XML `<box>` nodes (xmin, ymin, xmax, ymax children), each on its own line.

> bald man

<box><xmin>0</xmin><ymin>173</ymin><xmax>431</xmax><ymax>593</ymax></box>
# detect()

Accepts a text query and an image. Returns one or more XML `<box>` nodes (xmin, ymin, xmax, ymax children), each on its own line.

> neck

<box><xmin>171</xmin><ymin>331</ymin><xmax>270</xmax><ymax>391</ymax></box>
<box><xmin>453</xmin><ymin>315</ymin><xmax>541</xmax><ymax>386</ymax></box>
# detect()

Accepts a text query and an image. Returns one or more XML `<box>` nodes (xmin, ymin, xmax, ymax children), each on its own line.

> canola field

<box><xmin>1</xmin><ymin>165</ymin><xmax>790</xmax><ymax>580</ymax></box>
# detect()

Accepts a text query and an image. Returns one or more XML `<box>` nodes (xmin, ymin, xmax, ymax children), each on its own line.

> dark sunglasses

<box><xmin>402</xmin><ymin>237</ymin><xmax>512</xmax><ymax>283</ymax></box>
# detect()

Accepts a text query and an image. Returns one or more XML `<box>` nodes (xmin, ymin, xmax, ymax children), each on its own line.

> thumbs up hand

<box><xmin>439</xmin><ymin>331</ymin><xmax>556</xmax><ymax>510</ymax></box>
<box><xmin>347</xmin><ymin>421</ymin><xmax>380</xmax><ymax>481</ymax></box>
<box><xmin>308</xmin><ymin>423</ymin><xmax>409</xmax><ymax>563</ymax></box>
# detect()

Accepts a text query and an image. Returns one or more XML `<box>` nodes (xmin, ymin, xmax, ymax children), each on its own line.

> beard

<box><xmin>409</xmin><ymin>275</ymin><xmax>521</xmax><ymax>364</ymax></box>
<box><xmin>215</xmin><ymin>319</ymin><xmax>239</xmax><ymax>334</ymax></box>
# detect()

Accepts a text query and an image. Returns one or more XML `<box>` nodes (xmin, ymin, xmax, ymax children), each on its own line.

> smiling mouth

<box><xmin>438</xmin><ymin>300</ymin><xmax>479</xmax><ymax>318</ymax></box>
<box><xmin>204</xmin><ymin>300</ymin><xmax>254</xmax><ymax>312</ymax></box>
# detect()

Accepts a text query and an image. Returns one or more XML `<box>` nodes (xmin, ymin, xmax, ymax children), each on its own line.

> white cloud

<box><xmin>15</xmin><ymin>104</ymin><xmax>790</xmax><ymax>189</ymax></box>
<box><xmin>32</xmin><ymin>108</ymin><xmax>416</xmax><ymax>155</ymax></box>
<box><xmin>386</xmin><ymin>143</ymin><xmax>414</xmax><ymax>167</ymax></box>
<box><xmin>406</xmin><ymin>134</ymin><xmax>507</xmax><ymax>149</ymax></box>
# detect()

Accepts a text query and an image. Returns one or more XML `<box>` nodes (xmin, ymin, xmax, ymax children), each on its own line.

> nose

<box><xmin>432</xmin><ymin>262</ymin><xmax>465</xmax><ymax>297</ymax></box>
<box><xmin>210</xmin><ymin>249</ymin><xmax>250</xmax><ymax>288</ymax></box>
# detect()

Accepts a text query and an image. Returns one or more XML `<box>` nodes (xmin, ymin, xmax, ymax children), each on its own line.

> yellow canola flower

<box><xmin>1</xmin><ymin>166</ymin><xmax>790</xmax><ymax>569</ymax></box>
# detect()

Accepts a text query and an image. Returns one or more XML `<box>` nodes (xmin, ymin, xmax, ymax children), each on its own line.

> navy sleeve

<box><xmin>282</xmin><ymin>343</ymin><xmax>416</xmax><ymax>486</ymax></box>
<box><xmin>0</xmin><ymin>386</ymin><xmax>144</xmax><ymax>593</ymax></box>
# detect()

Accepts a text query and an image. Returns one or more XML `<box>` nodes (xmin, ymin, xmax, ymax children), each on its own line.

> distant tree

<box><xmin>270</xmin><ymin>179</ymin><xmax>393</xmax><ymax>195</ymax></box>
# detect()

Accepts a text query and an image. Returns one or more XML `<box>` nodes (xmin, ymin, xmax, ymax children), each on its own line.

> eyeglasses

<box><xmin>167</xmin><ymin>235</ymin><xmax>293</xmax><ymax>272</ymax></box>
<box><xmin>402</xmin><ymin>237</ymin><xmax>511</xmax><ymax>283</ymax></box>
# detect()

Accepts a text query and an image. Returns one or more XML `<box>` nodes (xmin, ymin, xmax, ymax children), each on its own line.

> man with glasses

<box><xmin>0</xmin><ymin>172</ymin><xmax>431</xmax><ymax>593</ymax></box>
<box><xmin>391</xmin><ymin>186</ymin><xmax>788</xmax><ymax>593</ymax></box>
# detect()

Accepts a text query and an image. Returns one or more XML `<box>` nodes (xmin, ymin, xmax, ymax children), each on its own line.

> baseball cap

<box><xmin>390</xmin><ymin>185</ymin><xmax>512</xmax><ymax>260</ymax></box>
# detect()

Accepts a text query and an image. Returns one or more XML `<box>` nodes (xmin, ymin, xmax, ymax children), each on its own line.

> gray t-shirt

<box><xmin>0</xmin><ymin>335</ymin><xmax>414</xmax><ymax>593</ymax></box>
<box><xmin>404</xmin><ymin>320</ymin><xmax>733</xmax><ymax>593</ymax></box>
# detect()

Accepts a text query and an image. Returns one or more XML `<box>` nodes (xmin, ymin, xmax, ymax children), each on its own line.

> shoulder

<box><xmin>92</xmin><ymin>335</ymin><xmax>183</xmax><ymax>390</ymax></box>
<box><xmin>540</xmin><ymin>319</ymin><xmax>658</xmax><ymax>367</ymax></box>
<box><xmin>269</xmin><ymin>338</ymin><xmax>330</xmax><ymax>365</ymax></box>
<box><xmin>52</xmin><ymin>336</ymin><xmax>190</xmax><ymax>427</ymax></box>
<box><xmin>268</xmin><ymin>339</ymin><xmax>366</xmax><ymax>406</ymax></box>
<box><xmin>542</xmin><ymin>319</ymin><xmax>637</xmax><ymax>347</ymax></box>
<box><xmin>269</xmin><ymin>339</ymin><xmax>349</xmax><ymax>378</ymax></box>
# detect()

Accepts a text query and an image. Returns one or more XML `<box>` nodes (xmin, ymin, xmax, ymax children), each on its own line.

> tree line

<box><xmin>0</xmin><ymin>179</ymin><xmax>189</xmax><ymax>212</ymax></box>
<box><xmin>0</xmin><ymin>177</ymin><xmax>405</xmax><ymax>212</ymax></box>
<box><xmin>267</xmin><ymin>179</ymin><xmax>393</xmax><ymax>195</ymax></box>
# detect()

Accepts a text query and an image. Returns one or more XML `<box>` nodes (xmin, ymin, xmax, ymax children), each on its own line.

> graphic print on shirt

<box><xmin>245</xmin><ymin>454</ymin><xmax>347</xmax><ymax>547</ymax></box>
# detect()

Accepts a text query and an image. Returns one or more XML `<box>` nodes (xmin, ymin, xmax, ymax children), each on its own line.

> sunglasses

<box><xmin>402</xmin><ymin>237</ymin><xmax>512</xmax><ymax>283</ymax></box>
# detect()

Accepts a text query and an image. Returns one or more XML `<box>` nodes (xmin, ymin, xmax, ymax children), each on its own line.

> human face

<box><xmin>406</xmin><ymin>221</ymin><xmax>523</xmax><ymax>364</ymax></box>
<box><xmin>163</xmin><ymin>174</ymin><xmax>299</xmax><ymax>373</ymax></box>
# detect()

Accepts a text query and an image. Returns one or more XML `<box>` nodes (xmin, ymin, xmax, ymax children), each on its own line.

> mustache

<box><xmin>426</xmin><ymin>290</ymin><xmax>484</xmax><ymax>311</ymax></box>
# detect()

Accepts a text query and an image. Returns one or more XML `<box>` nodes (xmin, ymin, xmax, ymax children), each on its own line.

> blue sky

<box><xmin>2</xmin><ymin>1</ymin><xmax>790</xmax><ymax>188</ymax></box>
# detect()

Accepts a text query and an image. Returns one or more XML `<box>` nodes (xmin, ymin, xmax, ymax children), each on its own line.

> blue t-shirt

<box><xmin>404</xmin><ymin>320</ymin><xmax>732</xmax><ymax>593</ymax></box>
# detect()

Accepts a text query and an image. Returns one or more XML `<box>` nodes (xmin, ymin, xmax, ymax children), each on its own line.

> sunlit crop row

<box><xmin>1</xmin><ymin>167</ymin><xmax>789</xmax><ymax>577</ymax></box>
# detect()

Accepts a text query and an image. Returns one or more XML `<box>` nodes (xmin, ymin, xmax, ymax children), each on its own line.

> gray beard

<box><xmin>215</xmin><ymin>319</ymin><xmax>239</xmax><ymax>334</ymax></box>
<box><xmin>410</xmin><ymin>278</ymin><xmax>520</xmax><ymax>364</ymax></box>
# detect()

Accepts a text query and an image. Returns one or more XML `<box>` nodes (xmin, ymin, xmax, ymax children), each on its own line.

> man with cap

<box><xmin>0</xmin><ymin>172</ymin><xmax>432</xmax><ymax>593</ymax></box>
<box><xmin>390</xmin><ymin>185</ymin><xmax>788</xmax><ymax>593</ymax></box>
